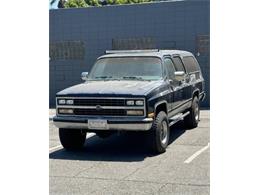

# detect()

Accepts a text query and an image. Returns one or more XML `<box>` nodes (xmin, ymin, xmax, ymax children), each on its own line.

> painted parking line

<box><xmin>49</xmin><ymin>133</ymin><xmax>96</xmax><ymax>152</ymax></box>
<box><xmin>184</xmin><ymin>142</ymin><xmax>210</xmax><ymax>164</ymax></box>
<box><xmin>49</xmin><ymin>144</ymin><xmax>62</xmax><ymax>152</ymax></box>
<box><xmin>86</xmin><ymin>133</ymin><xmax>95</xmax><ymax>139</ymax></box>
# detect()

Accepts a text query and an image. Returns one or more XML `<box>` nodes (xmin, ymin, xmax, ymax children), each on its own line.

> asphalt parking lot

<box><xmin>49</xmin><ymin>110</ymin><xmax>210</xmax><ymax>195</ymax></box>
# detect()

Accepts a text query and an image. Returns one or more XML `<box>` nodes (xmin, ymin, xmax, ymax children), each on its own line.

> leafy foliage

<box><xmin>64</xmin><ymin>0</ymin><xmax>152</xmax><ymax>8</ymax></box>
<box><xmin>85</xmin><ymin>0</ymin><xmax>101</xmax><ymax>6</ymax></box>
<box><xmin>64</xmin><ymin>0</ymin><xmax>88</xmax><ymax>8</ymax></box>
<box><xmin>108</xmin><ymin>0</ymin><xmax>151</xmax><ymax>5</ymax></box>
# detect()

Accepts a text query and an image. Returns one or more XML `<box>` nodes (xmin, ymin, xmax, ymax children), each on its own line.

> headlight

<box><xmin>126</xmin><ymin>100</ymin><xmax>135</xmax><ymax>106</ymax></box>
<box><xmin>58</xmin><ymin>99</ymin><xmax>74</xmax><ymax>105</ymax></box>
<box><xmin>135</xmin><ymin>100</ymin><xmax>144</xmax><ymax>106</ymax></box>
<box><xmin>58</xmin><ymin>108</ymin><xmax>73</xmax><ymax>114</ymax></box>
<box><xmin>126</xmin><ymin>110</ymin><xmax>144</xmax><ymax>116</ymax></box>
<box><xmin>66</xmin><ymin>99</ymin><xmax>74</xmax><ymax>105</ymax></box>
<box><xmin>126</xmin><ymin>99</ymin><xmax>144</xmax><ymax>106</ymax></box>
<box><xmin>58</xmin><ymin>99</ymin><xmax>66</xmax><ymax>105</ymax></box>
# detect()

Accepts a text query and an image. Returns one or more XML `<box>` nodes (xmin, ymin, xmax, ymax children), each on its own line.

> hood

<box><xmin>57</xmin><ymin>80</ymin><xmax>164</xmax><ymax>96</ymax></box>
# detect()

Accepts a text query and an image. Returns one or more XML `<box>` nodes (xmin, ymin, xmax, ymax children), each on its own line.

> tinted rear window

<box><xmin>182</xmin><ymin>56</ymin><xmax>200</xmax><ymax>73</ymax></box>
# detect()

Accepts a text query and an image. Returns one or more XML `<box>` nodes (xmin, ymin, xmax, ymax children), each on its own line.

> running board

<box><xmin>169</xmin><ymin>111</ymin><xmax>190</xmax><ymax>127</ymax></box>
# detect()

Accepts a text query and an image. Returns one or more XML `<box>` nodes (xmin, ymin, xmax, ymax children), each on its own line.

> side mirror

<box><xmin>174</xmin><ymin>71</ymin><xmax>185</xmax><ymax>81</ymax></box>
<box><xmin>81</xmin><ymin>72</ymin><xmax>88</xmax><ymax>81</ymax></box>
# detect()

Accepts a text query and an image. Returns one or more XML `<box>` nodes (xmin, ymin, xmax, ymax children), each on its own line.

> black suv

<box><xmin>53</xmin><ymin>49</ymin><xmax>205</xmax><ymax>153</ymax></box>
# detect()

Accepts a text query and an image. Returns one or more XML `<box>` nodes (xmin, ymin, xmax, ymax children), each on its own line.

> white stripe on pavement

<box><xmin>86</xmin><ymin>133</ymin><xmax>95</xmax><ymax>139</ymax></box>
<box><xmin>184</xmin><ymin>142</ymin><xmax>210</xmax><ymax>164</ymax></box>
<box><xmin>49</xmin><ymin>144</ymin><xmax>62</xmax><ymax>151</ymax></box>
<box><xmin>49</xmin><ymin>133</ymin><xmax>95</xmax><ymax>152</ymax></box>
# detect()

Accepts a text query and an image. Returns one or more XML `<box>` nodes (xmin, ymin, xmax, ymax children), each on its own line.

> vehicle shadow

<box><xmin>49</xmin><ymin>122</ymin><xmax>190</xmax><ymax>162</ymax></box>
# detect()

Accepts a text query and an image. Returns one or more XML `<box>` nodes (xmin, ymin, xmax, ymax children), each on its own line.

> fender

<box><xmin>154</xmin><ymin>100</ymin><xmax>168</xmax><ymax>115</ymax></box>
<box><xmin>192</xmin><ymin>89</ymin><xmax>200</xmax><ymax>99</ymax></box>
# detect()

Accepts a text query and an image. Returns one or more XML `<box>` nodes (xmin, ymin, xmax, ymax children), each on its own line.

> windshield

<box><xmin>88</xmin><ymin>57</ymin><xmax>163</xmax><ymax>81</ymax></box>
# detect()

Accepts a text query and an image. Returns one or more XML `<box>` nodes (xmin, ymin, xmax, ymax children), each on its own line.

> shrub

<box><xmin>106</xmin><ymin>0</ymin><xmax>114</xmax><ymax>5</ymax></box>
<box><xmin>64</xmin><ymin>0</ymin><xmax>88</xmax><ymax>8</ymax></box>
<box><xmin>86</xmin><ymin>0</ymin><xmax>102</xmax><ymax>6</ymax></box>
<box><xmin>64</xmin><ymin>0</ymin><xmax>152</xmax><ymax>8</ymax></box>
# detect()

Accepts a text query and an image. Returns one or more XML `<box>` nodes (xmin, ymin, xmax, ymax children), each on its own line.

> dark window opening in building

<box><xmin>49</xmin><ymin>41</ymin><xmax>85</xmax><ymax>60</ymax></box>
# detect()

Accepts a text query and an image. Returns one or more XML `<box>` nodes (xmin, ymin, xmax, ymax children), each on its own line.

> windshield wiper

<box><xmin>121</xmin><ymin>76</ymin><xmax>144</xmax><ymax>80</ymax></box>
<box><xmin>94</xmin><ymin>76</ymin><xmax>113</xmax><ymax>79</ymax></box>
<box><xmin>94</xmin><ymin>76</ymin><xmax>121</xmax><ymax>81</ymax></box>
<box><xmin>94</xmin><ymin>76</ymin><xmax>145</xmax><ymax>80</ymax></box>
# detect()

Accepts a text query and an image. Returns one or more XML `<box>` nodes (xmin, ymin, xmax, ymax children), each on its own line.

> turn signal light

<box><xmin>58</xmin><ymin>108</ymin><xmax>73</xmax><ymax>114</ymax></box>
<box><xmin>126</xmin><ymin>110</ymin><xmax>144</xmax><ymax>116</ymax></box>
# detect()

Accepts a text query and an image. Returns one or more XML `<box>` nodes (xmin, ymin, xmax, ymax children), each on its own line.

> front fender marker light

<box><xmin>148</xmin><ymin>112</ymin><xmax>155</xmax><ymax>118</ymax></box>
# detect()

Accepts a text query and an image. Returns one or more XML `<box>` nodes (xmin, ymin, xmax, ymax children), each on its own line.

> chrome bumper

<box><xmin>53</xmin><ymin>116</ymin><xmax>153</xmax><ymax>131</ymax></box>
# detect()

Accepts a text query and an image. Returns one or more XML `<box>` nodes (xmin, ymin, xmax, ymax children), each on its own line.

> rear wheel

<box><xmin>59</xmin><ymin>128</ymin><xmax>86</xmax><ymax>150</ymax></box>
<box><xmin>185</xmin><ymin>96</ymin><xmax>200</xmax><ymax>128</ymax></box>
<box><xmin>149</xmin><ymin>111</ymin><xmax>170</xmax><ymax>154</ymax></box>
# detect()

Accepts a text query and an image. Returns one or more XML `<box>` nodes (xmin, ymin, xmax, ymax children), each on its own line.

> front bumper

<box><xmin>53</xmin><ymin>116</ymin><xmax>153</xmax><ymax>131</ymax></box>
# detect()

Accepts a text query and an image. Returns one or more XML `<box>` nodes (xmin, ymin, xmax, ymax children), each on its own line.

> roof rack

<box><xmin>105</xmin><ymin>49</ymin><xmax>159</xmax><ymax>54</ymax></box>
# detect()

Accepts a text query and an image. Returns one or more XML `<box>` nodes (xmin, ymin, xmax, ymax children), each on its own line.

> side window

<box><xmin>172</xmin><ymin>57</ymin><xmax>185</xmax><ymax>72</ymax></box>
<box><xmin>164</xmin><ymin>58</ymin><xmax>176</xmax><ymax>80</ymax></box>
<box><xmin>182</xmin><ymin>56</ymin><xmax>200</xmax><ymax>73</ymax></box>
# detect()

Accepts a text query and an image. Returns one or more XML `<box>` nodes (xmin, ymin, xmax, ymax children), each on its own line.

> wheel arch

<box><xmin>192</xmin><ymin>89</ymin><xmax>200</xmax><ymax>100</ymax></box>
<box><xmin>154</xmin><ymin>100</ymin><xmax>168</xmax><ymax>116</ymax></box>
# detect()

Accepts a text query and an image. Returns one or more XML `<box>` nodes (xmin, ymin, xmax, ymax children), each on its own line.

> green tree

<box><xmin>86</xmin><ymin>0</ymin><xmax>101</xmax><ymax>6</ymax></box>
<box><xmin>64</xmin><ymin>0</ymin><xmax>152</xmax><ymax>8</ymax></box>
<box><xmin>106</xmin><ymin>0</ymin><xmax>114</xmax><ymax>5</ymax></box>
<box><xmin>64</xmin><ymin>0</ymin><xmax>88</xmax><ymax>8</ymax></box>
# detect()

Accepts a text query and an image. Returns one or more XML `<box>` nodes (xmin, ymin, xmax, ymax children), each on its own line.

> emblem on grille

<box><xmin>95</xmin><ymin>105</ymin><xmax>103</xmax><ymax>111</ymax></box>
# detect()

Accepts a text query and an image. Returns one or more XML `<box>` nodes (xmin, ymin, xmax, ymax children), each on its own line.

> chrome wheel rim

<box><xmin>160</xmin><ymin>121</ymin><xmax>168</xmax><ymax>145</ymax></box>
<box><xmin>195</xmin><ymin>103</ymin><xmax>199</xmax><ymax>121</ymax></box>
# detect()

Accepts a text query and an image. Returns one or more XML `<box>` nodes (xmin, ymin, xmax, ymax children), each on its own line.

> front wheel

<box><xmin>59</xmin><ymin>128</ymin><xmax>86</xmax><ymax>150</ymax></box>
<box><xmin>149</xmin><ymin>111</ymin><xmax>170</xmax><ymax>154</ymax></box>
<box><xmin>184</xmin><ymin>96</ymin><xmax>200</xmax><ymax>128</ymax></box>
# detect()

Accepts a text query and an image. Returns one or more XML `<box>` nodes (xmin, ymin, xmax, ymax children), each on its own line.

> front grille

<box><xmin>73</xmin><ymin>99</ymin><xmax>125</xmax><ymax>106</ymax></box>
<box><xmin>73</xmin><ymin>108</ymin><xmax>126</xmax><ymax>116</ymax></box>
<box><xmin>57</xmin><ymin>97</ymin><xmax>145</xmax><ymax>117</ymax></box>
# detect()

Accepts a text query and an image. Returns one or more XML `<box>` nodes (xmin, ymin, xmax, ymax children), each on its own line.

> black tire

<box><xmin>185</xmin><ymin>96</ymin><xmax>200</xmax><ymax>128</ymax></box>
<box><xmin>59</xmin><ymin>128</ymin><xmax>86</xmax><ymax>150</ymax></box>
<box><xmin>96</xmin><ymin>131</ymin><xmax>114</xmax><ymax>139</ymax></box>
<box><xmin>149</xmin><ymin>111</ymin><xmax>170</xmax><ymax>154</ymax></box>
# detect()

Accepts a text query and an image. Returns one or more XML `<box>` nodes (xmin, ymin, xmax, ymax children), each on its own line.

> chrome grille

<box><xmin>73</xmin><ymin>99</ymin><xmax>125</xmax><ymax>106</ymax></box>
<box><xmin>73</xmin><ymin>108</ymin><xmax>126</xmax><ymax>116</ymax></box>
<box><xmin>56</xmin><ymin>97</ymin><xmax>145</xmax><ymax>117</ymax></box>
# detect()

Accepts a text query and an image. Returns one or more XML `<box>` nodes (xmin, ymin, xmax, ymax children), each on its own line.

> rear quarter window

<box><xmin>182</xmin><ymin>56</ymin><xmax>201</xmax><ymax>73</ymax></box>
<box><xmin>172</xmin><ymin>57</ymin><xmax>185</xmax><ymax>72</ymax></box>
